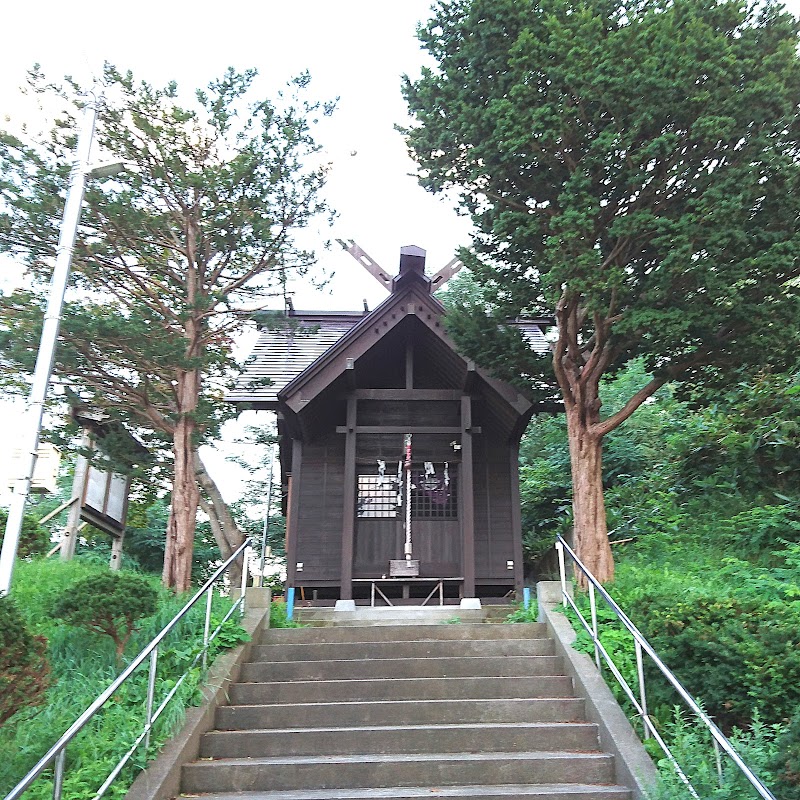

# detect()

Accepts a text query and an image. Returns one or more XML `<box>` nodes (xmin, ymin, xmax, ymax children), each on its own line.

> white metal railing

<box><xmin>3</xmin><ymin>538</ymin><xmax>252</xmax><ymax>800</ymax></box>
<box><xmin>555</xmin><ymin>535</ymin><xmax>776</xmax><ymax>800</ymax></box>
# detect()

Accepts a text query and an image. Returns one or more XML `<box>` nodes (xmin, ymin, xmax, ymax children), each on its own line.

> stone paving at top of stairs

<box><xmin>179</xmin><ymin>613</ymin><xmax>633</xmax><ymax>800</ymax></box>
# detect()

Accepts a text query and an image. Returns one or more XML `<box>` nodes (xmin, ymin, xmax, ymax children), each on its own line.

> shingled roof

<box><xmin>226</xmin><ymin>309</ymin><xmax>551</xmax><ymax>409</ymax></box>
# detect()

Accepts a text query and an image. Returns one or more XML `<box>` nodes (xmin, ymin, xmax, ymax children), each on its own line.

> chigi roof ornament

<box><xmin>336</xmin><ymin>239</ymin><xmax>463</xmax><ymax>295</ymax></box>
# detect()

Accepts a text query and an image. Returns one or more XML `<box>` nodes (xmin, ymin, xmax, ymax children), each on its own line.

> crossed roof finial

<box><xmin>336</xmin><ymin>239</ymin><xmax>463</xmax><ymax>294</ymax></box>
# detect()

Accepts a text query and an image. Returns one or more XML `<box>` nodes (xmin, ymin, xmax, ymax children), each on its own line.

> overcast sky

<box><xmin>1</xmin><ymin>0</ymin><xmax>472</xmax><ymax>309</ymax></box>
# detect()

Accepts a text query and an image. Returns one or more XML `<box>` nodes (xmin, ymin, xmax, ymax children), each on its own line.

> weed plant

<box><xmin>504</xmin><ymin>599</ymin><xmax>539</xmax><ymax>623</ymax></box>
<box><xmin>269</xmin><ymin>600</ymin><xmax>305</xmax><ymax>628</ymax></box>
<box><xmin>644</xmin><ymin>710</ymin><xmax>782</xmax><ymax>800</ymax></box>
<box><xmin>0</xmin><ymin>559</ymin><xmax>249</xmax><ymax>799</ymax></box>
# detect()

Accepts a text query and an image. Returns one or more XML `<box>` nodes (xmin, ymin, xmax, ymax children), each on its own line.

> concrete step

<box><xmin>248</xmin><ymin>637</ymin><xmax>554</xmax><ymax>663</ymax></box>
<box><xmin>229</xmin><ymin>675</ymin><xmax>574</xmax><ymax>704</ymax></box>
<box><xmin>181</xmin><ymin>751</ymin><xmax>617</xmax><ymax>794</ymax></box>
<box><xmin>200</xmin><ymin>721</ymin><xmax>601</xmax><ymax>759</ymax></box>
<box><xmin>261</xmin><ymin>622</ymin><xmax>547</xmax><ymax>644</ymax></box>
<box><xmin>176</xmin><ymin>607</ymin><xmax>634</xmax><ymax>800</ymax></box>
<box><xmin>294</xmin><ymin>607</ymin><xmax>489</xmax><ymax>626</ymax></box>
<box><xmin>216</xmin><ymin>697</ymin><xmax>587</xmax><ymax>730</ymax></box>
<box><xmin>180</xmin><ymin>786</ymin><xmax>630</xmax><ymax>800</ymax></box>
<box><xmin>240</xmin><ymin>654</ymin><xmax>565</xmax><ymax>682</ymax></box>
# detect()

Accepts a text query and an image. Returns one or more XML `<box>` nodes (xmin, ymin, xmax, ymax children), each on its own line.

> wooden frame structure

<box><xmin>228</xmin><ymin>245</ymin><xmax>551</xmax><ymax>604</ymax></box>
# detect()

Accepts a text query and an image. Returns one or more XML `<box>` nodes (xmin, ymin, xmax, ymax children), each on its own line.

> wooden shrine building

<box><xmin>228</xmin><ymin>245</ymin><xmax>550</xmax><ymax>605</ymax></box>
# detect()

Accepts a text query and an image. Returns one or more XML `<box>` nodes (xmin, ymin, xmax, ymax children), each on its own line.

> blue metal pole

<box><xmin>286</xmin><ymin>587</ymin><xmax>295</xmax><ymax>620</ymax></box>
<box><xmin>523</xmin><ymin>586</ymin><xmax>531</xmax><ymax>610</ymax></box>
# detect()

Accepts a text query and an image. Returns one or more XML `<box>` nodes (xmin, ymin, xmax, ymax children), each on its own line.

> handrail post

<box><xmin>556</xmin><ymin>539</ymin><xmax>567</xmax><ymax>608</ymax></box>
<box><xmin>714</xmin><ymin>739</ymin><xmax>724</xmax><ymax>787</ymax></box>
<box><xmin>635</xmin><ymin>639</ymin><xmax>650</xmax><ymax>738</ymax></box>
<box><xmin>589</xmin><ymin>583</ymin><xmax>601</xmax><ymax>671</ymax></box>
<box><xmin>202</xmin><ymin>586</ymin><xmax>213</xmax><ymax>672</ymax></box>
<box><xmin>52</xmin><ymin>749</ymin><xmax>66</xmax><ymax>800</ymax></box>
<box><xmin>239</xmin><ymin>547</ymin><xmax>249</xmax><ymax>616</ymax></box>
<box><xmin>143</xmin><ymin>647</ymin><xmax>158</xmax><ymax>753</ymax></box>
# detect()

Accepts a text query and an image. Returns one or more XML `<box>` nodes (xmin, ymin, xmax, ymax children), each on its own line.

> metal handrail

<box><xmin>4</xmin><ymin>538</ymin><xmax>252</xmax><ymax>800</ymax></box>
<box><xmin>555</xmin><ymin>534</ymin><xmax>776</xmax><ymax>800</ymax></box>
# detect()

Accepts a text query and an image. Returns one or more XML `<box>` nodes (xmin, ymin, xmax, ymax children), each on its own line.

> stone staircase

<box><xmin>178</xmin><ymin>614</ymin><xmax>633</xmax><ymax>799</ymax></box>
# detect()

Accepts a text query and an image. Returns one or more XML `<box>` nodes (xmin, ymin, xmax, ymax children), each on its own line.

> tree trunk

<box><xmin>565</xmin><ymin>404</ymin><xmax>614</xmax><ymax>584</ymax></box>
<box><xmin>162</xmin><ymin>371</ymin><xmax>201</xmax><ymax>593</ymax></box>
<box><xmin>196</xmin><ymin>451</ymin><xmax>245</xmax><ymax>590</ymax></box>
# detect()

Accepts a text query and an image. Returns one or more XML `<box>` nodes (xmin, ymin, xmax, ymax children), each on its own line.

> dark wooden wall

<box><xmin>290</xmin><ymin>368</ymin><xmax>522</xmax><ymax>594</ymax></box>
<box><xmin>473</xmin><ymin>434</ymin><xmax>515</xmax><ymax>582</ymax></box>
<box><xmin>295</xmin><ymin>432</ymin><xmax>345</xmax><ymax>581</ymax></box>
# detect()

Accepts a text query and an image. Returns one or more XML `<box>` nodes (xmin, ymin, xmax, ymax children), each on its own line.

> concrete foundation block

<box><xmin>245</xmin><ymin>587</ymin><xmax>272</xmax><ymax>609</ymax></box>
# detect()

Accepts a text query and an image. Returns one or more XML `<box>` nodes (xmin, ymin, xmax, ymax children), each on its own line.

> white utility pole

<box><xmin>0</xmin><ymin>102</ymin><xmax>98</xmax><ymax>595</ymax></box>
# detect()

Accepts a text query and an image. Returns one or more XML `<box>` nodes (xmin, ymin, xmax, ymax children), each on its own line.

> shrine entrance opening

<box><xmin>353</xmin><ymin>433</ymin><xmax>462</xmax><ymax>600</ymax></box>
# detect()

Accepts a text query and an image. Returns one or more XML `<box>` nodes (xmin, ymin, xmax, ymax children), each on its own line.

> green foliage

<box><xmin>674</xmin><ymin>371</ymin><xmax>800</xmax><ymax>496</ymax></box>
<box><xmin>7</xmin><ymin>558</ymin><xmax>111</xmax><ymax>636</ymax></box>
<box><xmin>565</xmin><ymin>530</ymin><xmax>800</xmax><ymax>738</ymax></box>
<box><xmin>0</xmin><ymin>559</ymin><xmax>251</xmax><ymax>799</ymax></box>
<box><xmin>517</xmin><ymin>361</ymin><xmax>800</xmax><ymax>575</ymax></box>
<box><xmin>122</xmin><ymin>496</ymin><xmax>225</xmax><ymax>583</ymax></box>
<box><xmin>636</xmin><ymin>595</ymin><xmax>800</xmax><ymax>731</ymax></box>
<box><xmin>52</xmin><ymin>572</ymin><xmax>158</xmax><ymax>661</ymax></box>
<box><xmin>504</xmin><ymin>600</ymin><xmax>539</xmax><ymax>623</ymax></box>
<box><xmin>405</xmin><ymin>0</ymin><xmax>800</xmax><ymax>373</ymax></box>
<box><xmin>772</xmin><ymin>710</ymin><xmax>800</xmax><ymax>799</ymax></box>
<box><xmin>645</xmin><ymin>710</ymin><xmax>782</xmax><ymax>799</ymax></box>
<box><xmin>519</xmin><ymin>414</ymin><xmax>573</xmax><ymax>566</ymax></box>
<box><xmin>269</xmin><ymin>601</ymin><xmax>304</xmax><ymax>629</ymax></box>
<box><xmin>0</xmin><ymin>596</ymin><xmax>50</xmax><ymax>727</ymax></box>
<box><xmin>518</xmin><ymin>360</ymin><xmax>686</xmax><ymax>569</ymax></box>
<box><xmin>718</xmin><ymin>503</ymin><xmax>800</xmax><ymax>555</ymax></box>
<box><xmin>0</xmin><ymin>507</ymin><xmax>51</xmax><ymax>559</ymax></box>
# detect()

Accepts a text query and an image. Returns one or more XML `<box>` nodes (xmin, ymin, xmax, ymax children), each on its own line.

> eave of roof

<box><xmin>276</xmin><ymin>281</ymin><xmax>536</xmax><ymax>423</ymax></box>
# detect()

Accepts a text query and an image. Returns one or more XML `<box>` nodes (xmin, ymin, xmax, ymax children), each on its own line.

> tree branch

<box><xmin>592</xmin><ymin>375</ymin><xmax>667</xmax><ymax>438</ymax></box>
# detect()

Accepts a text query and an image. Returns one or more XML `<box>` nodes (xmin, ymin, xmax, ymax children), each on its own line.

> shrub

<box><xmin>504</xmin><ymin>600</ymin><xmax>539</xmax><ymax>623</ymax></box>
<box><xmin>52</xmin><ymin>572</ymin><xmax>158</xmax><ymax>662</ymax></box>
<box><xmin>0</xmin><ymin>508</ymin><xmax>51</xmax><ymax>559</ymax></box>
<box><xmin>0</xmin><ymin>596</ymin><xmax>50</xmax><ymax>726</ymax></box>
<box><xmin>639</xmin><ymin>595</ymin><xmax>800</xmax><ymax>730</ymax></box>
<box><xmin>773</xmin><ymin>711</ymin><xmax>800</xmax><ymax>799</ymax></box>
<box><xmin>721</xmin><ymin>502</ymin><xmax>800</xmax><ymax>555</ymax></box>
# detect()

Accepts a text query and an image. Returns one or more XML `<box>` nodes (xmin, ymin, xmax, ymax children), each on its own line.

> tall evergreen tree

<box><xmin>403</xmin><ymin>0</ymin><xmax>800</xmax><ymax>582</ymax></box>
<box><xmin>0</xmin><ymin>65</ymin><xmax>333</xmax><ymax>591</ymax></box>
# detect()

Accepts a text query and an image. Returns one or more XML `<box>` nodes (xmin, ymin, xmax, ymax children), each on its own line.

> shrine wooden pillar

<box><xmin>510</xmin><ymin>441</ymin><xmax>524</xmax><ymax>595</ymax></box>
<box><xmin>340</xmin><ymin>395</ymin><xmax>357</xmax><ymax>600</ymax></box>
<box><xmin>285</xmin><ymin>439</ymin><xmax>303</xmax><ymax>589</ymax></box>
<box><xmin>461</xmin><ymin>394</ymin><xmax>476</xmax><ymax>598</ymax></box>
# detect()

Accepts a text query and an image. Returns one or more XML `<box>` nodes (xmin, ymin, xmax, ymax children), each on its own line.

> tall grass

<box><xmin>0</xmin><ymin>559</ymin><xmax>249</xmax><ymax>799</ymax></box>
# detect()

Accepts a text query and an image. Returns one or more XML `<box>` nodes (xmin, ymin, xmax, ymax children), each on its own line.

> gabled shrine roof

<box><xmin>227</xmin><ymin>311</ymin><xmax>367</xmax><ymax>408</ymax></box>
<box><xmin>227</xmin><ymin>310</ymin><xmax>551</xmax><ymax>409</ymax></box>
<box><xmin>226</xmin><ymin>244</ymin><xmax>552</xmax><ymax>410</ymax></box>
